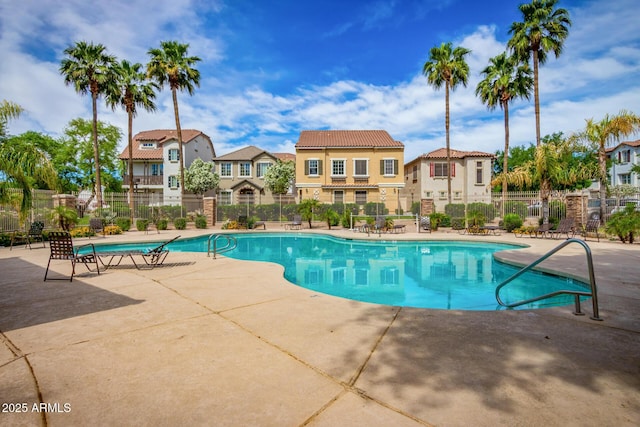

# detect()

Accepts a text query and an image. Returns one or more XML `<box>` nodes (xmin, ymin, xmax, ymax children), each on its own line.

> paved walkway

<box><xmin>1</xmin><ymin>224</ymin><xmax>639</xmax><ymax>426</ymax></box>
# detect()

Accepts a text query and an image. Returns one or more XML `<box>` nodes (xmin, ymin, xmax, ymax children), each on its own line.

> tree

<box><xmin>508</xmin><ymin>0</ymin><xmax>571</xmax><ymax>147</ymax></box>
<box><xmin>298</xmin><ymin>198</ymin><xmax>320</xmax><ymax>229</ymax></box>
<box><xmin>423</xmin><ymin>42</ymin><xmax>471</xmax><ymax>204</ymax></box>
<box><xmin>60</xmin><ymin>41</ymin><xmax>119</xmax><ymax>209</ymax></box>
<box><xmin>572</xmin><ymin>110</ymin><xmax>640</xmax><ymax>222</ymax></box>
<box><xmin>264</xmin><ymin>159</ymin><xmax>295</xmax><ymax>223</ymax></box>
<box><xmin>106</xmin><ymin>60</ymin><xmax>158</xmax><ymax>223</ymax></box>
<box><xmin>57</xmin><ymin>118</ymin><xmax>122</xmax><ymax>194</ymax></box>
<box><xmin>0</xmin><ymin>103</ymin><xmax>57</xmax><ymax>220</ymax></box>
<box><xmin>184</xmin><ymin>158</ymin><xmax>219</xmax><ymax>195</ymax></box>
<box><xmin>492</xmin><ymin>133</ymin><xmax>595</xmax><ymax>224</ymax></box>
<box><xmin>476</xmin><ymin>52</ymin><xmax>533</xmax><ymax>215</ymax></box>
<box><xmin>147</xmin><ymin>41</ymin><xmax>201</xmax><ymax>205</ymax></box>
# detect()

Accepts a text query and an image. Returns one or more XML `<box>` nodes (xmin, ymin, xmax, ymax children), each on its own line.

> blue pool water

<box><xmin>92</xmin><ymin>233</ymin><xmax>590</xmax><ymax>311</ymax></box>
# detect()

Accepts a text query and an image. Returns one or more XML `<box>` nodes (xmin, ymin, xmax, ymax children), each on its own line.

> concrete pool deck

<box><xmin>1</xmin><ymin>224</ymin><xmax>639</xmax><ymax>426</ymax></box>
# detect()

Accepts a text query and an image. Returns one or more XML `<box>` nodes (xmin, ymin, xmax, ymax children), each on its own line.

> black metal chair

<box><xmin>10</xmin><ymin>221</ymin><xmax>46</xmax><ymax>250</ymax></box>
<box><xmin>44</xmin><ymin>231</ymin><xmax>100</xmax><ymax>281</ymax></box>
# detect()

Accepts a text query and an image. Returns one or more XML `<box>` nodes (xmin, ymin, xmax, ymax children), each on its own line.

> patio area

<box><xmin>1</xmin><ymin>225</ymin><xmax>639</xmax><ymax>426</ymax></box>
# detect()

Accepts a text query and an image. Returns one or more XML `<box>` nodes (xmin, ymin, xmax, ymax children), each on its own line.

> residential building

<box><xmin>606</xmin><ymin>139</ymin><xmax>640</xmax><ymax>187</ymax></box>
<box><xmin>402</xmin><ymin>148</ymin><xmax>494</xmax><ymax>213</ymax></box>
<box><xmin>213</xmin><ymin>146</ymin><xmax>295</xmax><ymax>205</ymax></box>
<box><xmin>119</xmin><ymin>129</ymin><xmax>216</xmax><ymax>204</ymax></box>
<box><xmin>294</xmin><ymin>130</ymin><xmax>405</xmax><ymax>212</ymax></box>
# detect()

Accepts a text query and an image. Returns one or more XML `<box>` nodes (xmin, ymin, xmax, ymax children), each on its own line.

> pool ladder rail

<box><xmin>495</xmin><ymin>238</ymin><xmax>602</xmax><ymax>321</ymax></box>
<box><xmin>207</xmin><ymin>234</ymin><xmax>237</xmax><ymax>258</ymax></box>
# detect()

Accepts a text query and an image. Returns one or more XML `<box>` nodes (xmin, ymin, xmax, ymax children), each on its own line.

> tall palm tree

<box><xmin>573</xmin><ymin>110</ymin><xmax>640</xmax><ymax>222</ymax></box>
<box><xmin>493</xmin><ymin>134</ymin><xmax>594</xmax><ymax>224</ymax></box>
<box><xmin>423</xmin><ymin>42</ymin><xmax>471</xmax><ymax>205</ymax></box>
<box><xmin>107</xmin><ymin>60</ymin><xmax>158</xmax><ymax>224</ymax></box>
<box><xmin>0</xmin><ymin>102</ymin><xmax>57</xmax><ymax>220</ymax></box>
<box><xmin>60</xmin><ymin>41</ymin><xmax>118</xmax><ymax>209</ymax></box>
<box><xmin>146</xmin><ymin>41</ymin><xmax>201</xmax><ymax>204</ymax></box>
<box><xmin>508</xmin><ymin>0</ymin><xmax>571</xmax><ymax>147</ymax></box>
<box><xmin>476</xmin><ymin>52</ymin><xmax>533</xmax><ymax>215</ymax></box>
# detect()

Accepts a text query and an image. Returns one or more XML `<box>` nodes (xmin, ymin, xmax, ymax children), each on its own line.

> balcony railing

<box><xmin>122</xmin><ymin>175</ymin><xmax>163</xmax><ymax>186</ymax></box>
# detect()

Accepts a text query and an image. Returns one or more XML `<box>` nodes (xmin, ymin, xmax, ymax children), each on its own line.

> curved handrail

<box><xmin>207</xmin><ymin>234</ymin><xmax>237</xmax><ymax>258</ymax></box>
<box><xmin>495</xmin><ymin>238</ymin><xmax>602</xmax><ymax>321</ymax></box>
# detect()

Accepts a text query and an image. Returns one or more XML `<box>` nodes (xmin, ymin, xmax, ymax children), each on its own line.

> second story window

<box><xmin>239</xmin><ymin>162</ymin><xmax>251</xmax><ymax>177</ymax></box>
<box><xmin>353</xmin><ymin>159</ymin><xmax>368</xmax><ymax>176</ymax></box>
<box><xmin>151</xmin><ymin>164</ymin><xmax>163</xmax><ymax>176</ymax></box>
<box><xmin>256</xmin><ymin>162</ymin><xmax>271</xmax><ymax>178</ymax></box>
<box><xmin>476</xmin><ymin>161</ymin><xmax>483</xmax><ymax>184</ymax></box>
<box><xmin>220</xmin><ymin>163</ymin><xmax>232</xmax><ymax>177</ymax></box>
<box><xmin>306</xmin><ymin>159</ymin><xmax>321</xmax><ymax>176</ymax></box>
<box><xmin>430</xmin><ymin>162</ymin><xmax>455</xmax><ymax>178</ymax></box>
<box><xmin>381</xmin><ymin>159</ymin><xmax>398</xmax><ymax>176</ymax></box>
<box><xmin>168</xmin><ymin>175</ymin><xmax>179</xmax><ymax>189</ymax></box>
<box><xmin>168</xmin><ymin>148</ymin><xmax>180</xmax><ymax>162</ymax></box>
<box><xmin>619</xmin><ymin>150</ymin><xmax>631</xmax><ymax>163</ymax></box>
<box><xmin>331</xmin><ymin>159</ymin><xmax>345</xmax><ymax>177</ymax></box>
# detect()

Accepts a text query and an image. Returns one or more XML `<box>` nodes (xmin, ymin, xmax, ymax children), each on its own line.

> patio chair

<box><xmin>44</xmin><ymin>231</ymin><xmax>100</xmax><ymax>282</ymax></box>
<box><xmin>238</xmin><ymin>216</ymin><xmax>248</xmax><ymax>229</ymax></box>
<box><xmin>583</xmin><ymin>219</ymin><xmax>601</xmax><ymax>242</ymax></box>
<box><xmin>95</xmin><ymin>235</ymin><xmax>181</xmax><ymax>270</ymax></box>
<box><xmin>285</xmin><ymin>215</ymin><xmax>302</xmax><ymax>230</ymax></box>
<box><xmin>420</xmin><ymin>216</ymin><xmax>431</xmax><ymax>233</ymax></box>
<box><xmin>89</xmin><ymin>218</ymin><xmax>105</xmax><ymax>237</ymax></box>
<box><xmin>10</xmin><ymin>221</ymin><xmax>45</xmax><ymax>250</ymax></box>
<box><xmin>534</xmin><ymin>222</ymin><xmax>553</xmax><ymax>238</ymax></box>
<box><xmin>548</xmin><ymin>218</ymin><xmax>577</xmax><ymax>240</ymax></box>
<box><xmin>370</xmin><ymin>216</ymin><xmax>386</xmax><ymax>235</ymax></box>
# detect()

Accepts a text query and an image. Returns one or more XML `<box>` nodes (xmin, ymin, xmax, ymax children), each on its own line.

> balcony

<box><xmin>122</xmin><ymin>175</ymin><xmax>163</xmax><ymax>186</ymax></box>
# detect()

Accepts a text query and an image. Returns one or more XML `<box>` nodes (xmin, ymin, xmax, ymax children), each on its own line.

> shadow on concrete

<box><xmin>0</xmin><ymin>257</ymin><xmax>144</xmax><ymax>332</ymax></box>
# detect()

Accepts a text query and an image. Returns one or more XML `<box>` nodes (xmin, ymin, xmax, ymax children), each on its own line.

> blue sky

<box><xmin>1</xmin><ymin>0</ymin><xmax>639</xmax><ymax>162</ymax></box>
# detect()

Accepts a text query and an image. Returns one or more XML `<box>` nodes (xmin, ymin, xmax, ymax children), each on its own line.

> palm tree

<box><xmin>493</xmin><ymin>134</ymin><xmax>594</xmax><ymax>224</ymax></box>
<box><xmin>106</xmin><ymin>60</ymin><xmax>158</xmax><ymax>224</ymax></box>
<box><xmin>146</xmin><ymin>41</ymin><xmax>201</xmax><ymax>204</ymax></box>
<box><xmin>476</xmin><ymin>52</ymin><xmax>533</xmax><ymax>216</ymax></box>
<box><xmin>573</xmin><ymin>110</ymin><xmax>640</xmax><ymax>222</ymax></box>
<box><xmin>423</xmin><ymin>42</ymin><xmax>471</xmax><ymax>205</ymax></box>
<box><xmin>0</xmin><ymin>102</ymin><xmax>57</xmax><ymax>220</ymax></box>
<box><xmin>60</xmin><ymin>41</ymin><xmax>118</xmax><ymax>209</ymax></box>
<box><xmin>508</xmin><ymin>0</ymin><xmax>571</xmax><ymax>147</ymax></box>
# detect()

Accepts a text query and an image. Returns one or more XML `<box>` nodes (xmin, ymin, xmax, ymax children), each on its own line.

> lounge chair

<box><xmin>534</xmin><ymin>222</ymin><xmax>553</xmax><ymax>238</ymax></box>
<box><xmin>44</xmin><ymin>231</ymin><xmax>100</xmax><ymax>281</ymax></box>
<box><xmin>89</xmin><ymin>218</ymin><xmax>105</xmax><ymax>236</ymax></box>
<box><xmin>238</xmin><ymin>216</ymin><xmax>248</xmax><ymax>229</ymax></box>
<box><xmin>95</xmin><ymin>235</ymin><xmax>181</xmax><ymax>270</ymax></box>
<box><xmin>10</xmin><ymin>221</ymin><xmax>45</xmax><ymax>250</ymax></box>
<box><xmin>373</xmin><ymin>216</ymin><xmax>386</xmax><ymax>234</ymax></box>
<box><xmin>420</xmin><ymin>216</ymin><xmax>431</xmax><ymax>233</ymax></box>
<box><xmin>285</xmin><ymin>215</ymin><xmax>302</xmax><ymax>230</ymax></box>
<box><xmin>583</xmin><ymin>219</ymin><xmax>601</xmax><ymax>242</ymax></box>
<box><xmin>253</xmin><ymin>220</ymin><xmax>266</xmax><ymax>230</ymax></box>
<box><xmin>548</xmin><ymin>218</ymin><xmax>577</xmax><ymax>240</ymax></box>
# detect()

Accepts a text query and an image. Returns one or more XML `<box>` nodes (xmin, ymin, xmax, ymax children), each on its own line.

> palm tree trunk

<box><xmin>502</xmin><ymin>100</ymin><xmax>510</xmax><ymax>218</ymax></box>
<box><xmin>533</xmin><ymin>50</ymin><xmax>541</xmax><ymax>147</ymax></box>
<box><xmin>445</xmin><ymin>81</ymin><xmax>452</xmax><ymax>205</ymax></box>
<box><xmin>171</xmin><ymin>88</ymin><xmax>185</xmax><ymax>207</ymax></box>
<box><xmin>91</xmin><ymin>90</ymin><xmax>103</xmax><ymax>209</ymax></box>
<box><xmin>541</xmin><ymin>178</ymin><xmax>551</xmax><ymax>224</ymax></box>
<box><xmin>598</xmin><ymin>142</ymin><xmax>607</xmax><ymax>223</ymax></box>
<box><xmin>127</xmin><ymin>111</ymin><xmax>134</xmax><ymax>226</ymax></box>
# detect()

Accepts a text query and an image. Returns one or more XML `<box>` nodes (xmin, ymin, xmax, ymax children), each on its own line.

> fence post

<box><xmin>203</xmin><ymin>197</ymin><xmax>216</xmax><ymax>226</ymax></box>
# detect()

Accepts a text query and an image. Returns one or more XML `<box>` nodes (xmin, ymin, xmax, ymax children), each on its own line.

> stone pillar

<box><xmin>566</xmin><ymin>193</ymin><xmax>588</xmax><ymax>228</ymax></box>
<box><xmin>203</xmin><ymin>197</ymin><xmax>216</xmax><ymax>226</ymax></box>
<box><xmin>52</xmin><ymin>194</ymin><xmax>77</xmax><ymax>209</ymax></box>
<box><xmin>420</xmin><ymin>199</ymin><xmax>434</xmax><ymax>216</ymax></box>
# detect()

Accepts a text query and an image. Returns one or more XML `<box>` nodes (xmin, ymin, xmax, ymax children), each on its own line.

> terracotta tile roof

<box><xmin>322</xmin><ymin>183</ymin><xmax>379</xmax><ymax>189</ymax></box>
<box><xmin>413</xmin><ymin>148</ymin><xmax>495</xmax><ymax>162</ymax></box>
<box><xmin>273</xmin><ymin>152</ymin><xmax>296</xmax><ymax>162</ymax></box>
<box><xmin>295</xmin><ymin>130</ymin><xmax>404</xmax><ymax>149</ymax></box>
<box><xmin>606</xmin><ymin>139</ymin><xmax>640</xmax><ymax>153</ymax></box>
<box><xmin>119</xmin><ymin>129</ymin><xmax>208</xmax><ymax>160</ymax></box>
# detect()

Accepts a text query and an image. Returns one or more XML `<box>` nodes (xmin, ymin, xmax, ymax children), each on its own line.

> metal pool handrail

<box><xmin>495</xmin><ymin>238</ymin><xmax>602</xmax><ymax>321</ymax></box>
<box><xmin>207</xmin><ymin>234</ymin><xmax>237</xmax><ymax>258</ymax></box>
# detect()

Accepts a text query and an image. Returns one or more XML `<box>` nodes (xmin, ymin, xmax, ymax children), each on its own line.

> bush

<box><xmin>605</xmin><ymin>204</ymin><xmax>640</xmax><ymax>243</ymax></box>
<box><xmin>115</xmin><ymin>217</ymin><xmax>131</xmax><ymax>231</ymax></box>
<box><xmin>70</xmin><ymin>226</ymin><xmax>95</xmax><ymax>238</ymax></box>
<box><xmin>341</xmin><ymin>210</ymin><xmax>351</xmax><ymax>228</ymax></box>
<box><xmin>323</xmin><ymin>209</ymin><xmax>340</xmax><ymax>229</ymax></box>
<box><xmin>103</xmin><ymin>225</ymin><xmax>123</xmax><ymax>235</ymax></box>
<box><xmin>363</xmin><ymin>202</ymin><xmax>387</xmax><ymax>215</ymax></box>
<box><xmin>466</xmin><ymin>210</ymin><xmax>486</xmax><ymax>228</ymax></box>
<box><xmin>467</xmin><ymin>202</ymin><xmax>496</xmax><ymax>222</ymax></box>
<box><xmin>410</xmin><ymin>201</ymin><xmax>420</xmax><ymax>215</ymax></box>
<box><xmin>503</xmin><ymin>213</ymin><xmax>523</xmax><ymax>232</ymax></box>
<box><xmin>429</xmin><ymin>212</ymin><xmax>450</xmax><ymax>230</ymax></box>
<box><xmin>450</xmin><ymin>217</ymin><xmax>465</xmax><ymax>230</ymax></box>
<box><xmin>174</xmin><ymin>217</ymin><xmax>187</xmax><ymax>230</ymax></box>
<box><xmin>445</xmin><ymin>203</ymin><xmax>465</xmax><ymax>218</ymax></box>
<box><xmin>136</xmin><ymin>219</ymin><xmax>149</xmax><ymax>232</ymax></box>
<box><xmin>195</xmin><ymin>216</ymin><xmax>208</xmax><ymax>229</ymax></box>
<box><xmin>154</xmin><ymin>218</ymin><xmax>167</xmax><ymax>230</ymax></box>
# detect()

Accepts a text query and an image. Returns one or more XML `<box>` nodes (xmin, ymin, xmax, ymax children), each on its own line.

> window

<box><xmin>476</xmin><ymin>161</ymin><xmax>483</xmax><ymax>184</ymax></box>
<box><xmin>439</xmin><ymin>191</ymin><xmax>447</xmax><ymax>199</ymax></box>
<box><xmin>168</xmin><ymin>175</ymin><xmax>179</xmax><ymax>189</ymax></box>
<box><xmin>334</xmin><ymin>190</ymin><xmax>344</xmax><ymax>204</ymax></box>
<box><xmin>618</xmin><ymin>150</ymin><xmax>631</xmax><ymax>163</ymax></box>
<box><xmin>331</xmin><ymin>159</ymin><xmax>345</xmax><ymax>176</ymax></box>
<box><xmin>304</xmin><ymin>268</ymin><xmax>323</xmax><ymax>286</ymax></box>
<box><xmin>168</xmin><ymin>149</ymin><xmax>180</xmax><ymax>162</ymax></box>
<box><xmin>380</xmin><ymin>267</ymin><xmax>399</xmax><ymax>286</ymax></box>
<box><xmin>218</xmin><ymin>190</ymin><xmax>232</xmax><ymax>205</ymax></box>
<box><xmin>219</xmin><ymin>162</ymin><xmax>232</xmax><ymax>177</ymax></box>
<box><xmin>305</xmin><ymin>159</ymin><xmax>321</xmax><ymax>176</ymax></box>
<box><xmin>454</xmin><ymin>191</ymin><xmax>462</xmax><ymax>200</ymax></box>
<box><xmin>331</xmin><ymin>267</ymin><xmax>346</xmax><ymax>286</ymax></box>
<box><xmin>382</xmin><ymin>159</ymin><xmax>397</xmax><ymax>176</ymax></box>
<box><xmin>412</xmin><ymin>165</ymin><xmax>418</xmax><ymax>182</ymax></box>
<box><xmin>256</xmin><ymin>162</ymin><xmax>271</xmax><ymax>178</ymax></box>
<box><xmin>151</xmin><ymin>164</ymin><xmax>163</xmax><ymax>176</ymax></box>
<box><xmin>430</xmin><ymin>162</ymin><xmax>456</xmax><ymax>178</ymax></box>
<box><xmin>619</xmin><ymin>173</ymin><xmax>631</xmax><ymax>185</ymax></box>
<box><xmin>355</xmin><ymin>190</ymin><xmax>367</xmax><ymax>205</ymax></box>
<box><xmin>353</xmin><ymin>159</ymin><xmax>368</xmax><ymax>176</ymax></box>
<box><xmin>140</xmin><ymin>142</ymin><xmax>156</xmax><ymax>149</ymax></box>
<box><xmin>239</xmin><ymin>162</ymin><xmax>251</xmax><ymax>177</ymax></box>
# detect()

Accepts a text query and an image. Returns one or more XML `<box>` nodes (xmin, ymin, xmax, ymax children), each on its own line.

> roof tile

<box><xmin>295</xmin><ymin>130</ymin><xmax>404</xmax><ymax>149</ymax></box>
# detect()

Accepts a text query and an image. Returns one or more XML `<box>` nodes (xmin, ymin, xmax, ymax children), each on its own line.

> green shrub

<box><xmin>174</xmin><ymin>217</ymin><xmax>187</xmax><ymax>230</ymax></box>
<box><xmin>429</xmin><ymin>212</ymin><xmax>450</xmax><ymax>230</ymax></box>
<box><xmin>70</xmin><ymin>226</ymin><xmax>95</xmax><ymax>238</ymax></box>
<box><xmin>115</xmin><ymin>217</ymin><xmax>131</xmax><ymax>231</ymax></box>
<box><xmin>363</xmin><ymin>202</ymin><xmax>387</xmax><ymax>215</ymax></box>
<box><xmin>503</xmin><ymin>213</ymin><xmax>523</xmax><ymax>232</ymax></box>
<box><xmin>195</xmin><ymin>216</ymin><xmax>208</xmax><ymax>229</ymax></box>
<box><xmin>504</xmin><ymin>201</ymin><xmax>528</xmax><ymax>219</ymax></box>
<box><xmin>450</xmin><ymin>217</ymin><xmax>465</xmax><ymax>230</ymax></box>
<box><xmin>466</xmin><ymin>210</ymin><xmax>486</xmax><ymax>228</ymax></box>
<box><xmin>323</xmin><ymin>208</ymin><xmax>340</xmax><ymax>229</ymax></box>
<box><xmin>156</xmin><ymin>219</ymin><xmax>168</xmax><ymax>230</ymax></box>
<box><xmin>410</xmin><ymin>201</ymin><xmax>420</xmax><ymax>215</ymax></box>
<box><xmin>341</xmin><ymin>210</ymin><xmax>351</xmax><ymax>228</ymax></box>
<box><xmin>605</xmin><ymin>204</ymin><xmax>640</xmax><ymax>243</ymax></box>
<box><xmin>445</xmin><ymin>203</ymin><xmax>465</xmax><ymax>218</ymax></box>
<box><xmin>136</xmin><ymin>219</ymin><xmax>149</xmax><ymax>231</ymax></box>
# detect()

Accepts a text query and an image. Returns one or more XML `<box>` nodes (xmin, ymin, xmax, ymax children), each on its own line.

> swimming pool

<box><xmin>92</xmin><ymin>233</ymin><xmax>590</xmax><ymax>311</ymax></box>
